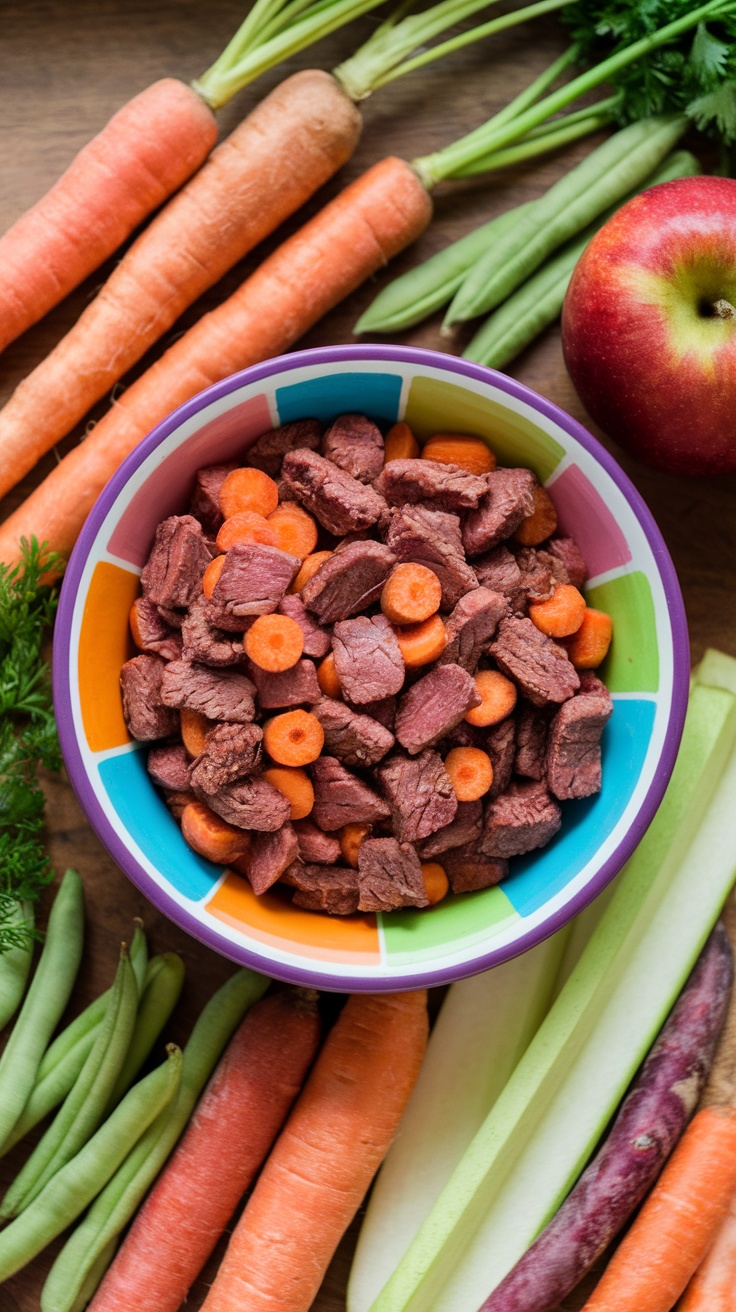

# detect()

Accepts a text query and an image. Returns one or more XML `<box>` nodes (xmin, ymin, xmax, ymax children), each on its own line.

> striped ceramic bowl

<box><xmin>54</xmin><ymin>345</ymin><xmax>688</xmax><ymax>991</ymax></box>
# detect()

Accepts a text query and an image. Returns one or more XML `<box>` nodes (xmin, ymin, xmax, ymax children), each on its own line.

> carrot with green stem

<box><xmin>199</xmin><ymin>989</ymin><xmax>428</xmax><ymax>1312</ymax></box>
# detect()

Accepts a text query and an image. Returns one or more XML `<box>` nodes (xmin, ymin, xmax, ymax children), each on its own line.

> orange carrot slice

<box><xmin>244</xmin><ymin>614</ymin><xmax>304</xmax><ymax>672</ymax></box>
<box><xmin>180</xmin><ymin>708</ymin><xmax>214</xmax><ymax>757</ymax></box>
<box><xmin>444</xmin><ymin>746</ymin><xmax>494</xmax><ymax>801</ymax></box>
<box><xmin>181</xmin><ymin>802</ymin><xmax>249</xmax><ymax>864</ymax></box>
<box><xmin>202</xmin><ymin>555</ymin><xmax>225</xmax><ymax>599</ymax></box>
<box><xmin>263</xmin><ymin>710</ymin><xmax>324</xmax><ymax>767</ymax></box>
<box><xmin>268</xmin><ymin>503</ymin><xmax>319</xmax><ymax>560</ymax></box>
<box><xmin>564</xmin><ymin>608</ymin><xmax>613</xmax><ymax>669</ymax></box>
<box><xmin>529</xmin><ymin>584</ymin><xmax>587</xmax><ymax>639</ymax></box>
<box><xmin>339</xmin><ymin>823</ymin><xmax>372</xmax><ymax>868</ymax></box>
<box><xmin>317</xmin><ymin>651</ymin><xmax>342</xmax><ymax>699</ymax></box>
<box><xmin>216</xmin><ymin>512</ymin><xmax>277</xmax><ymax>552</ymax></box>
<box><xmin>393</xmin><ymin>615</ymin><xmax>446</xmax><ymax>669</ymax></box>
<box><xmin>220</xmin><ymin>468</ymin><xmax>279</xmax><ymax>521</ymax></box>
<box><xmin>465</xmin><ymin>669</ymin><xmax>517</xmax><ymax>726</ymax></box>
<box><xmin>262</xmin><ymin>767</ymin><xmax>314</xmax><ymax>821</ymax></box>
<box><xmin>384</xmin><ymin>421</ymin><xmax>420</xmax><ymax>462</ymax></box>
<box><xmin>381</xmin><ymin>563</ymin><xmax>442</xmax><ymax>626</ymax></box>
<box><xmin>291</xmin><ymin>551</ymin><xmax>334</xmax><ymax>594</ymax></box>
<box><xmin>513</xmin><ymin>483</ymin><xmax>558</xmax><ymax>546</ymax></box>
<box><xmin>421</xmin><ymin>862</ymin><xmax>449</xmax><ymax>905</ymax></box>
<box><xmin>422</xmin><ymin>434</ymin><xmax>495</xmax><ymax>475</ymax></box>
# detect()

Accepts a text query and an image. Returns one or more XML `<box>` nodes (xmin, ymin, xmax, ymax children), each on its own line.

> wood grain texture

<box><xmin>2</xmin><ymin>3</ymin><xmax>736</xmax><ymax>1309</ymax></box>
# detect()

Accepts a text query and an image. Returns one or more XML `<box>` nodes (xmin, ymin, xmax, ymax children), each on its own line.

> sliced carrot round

<box><xmin>422</xmin><ymin>434</ymin><xmax>495</xmax><ymax>475</ymax></box>
<box><xmin>564</xmin><ymin>607</ymin><xmax>613</xmax><ymax>669</ymax></box>
<box><xmin>268</xmin><ymin>502</ymin><xmax>319</xmax><ymax>560</ymax></box>
<box><xmin>317</xmin><ymin>650</ymin><xmax>342</xmax><ymax>698</ymax></box>
<box><xmin>180</xmin><ymin>707</ymin><xmax>214</xmax><ymax>757</ymax></box>
<box><xmin>216</xmin><ymin>511</ymin><xmax>277</xmax><ymax>552</ymax></box>
<box><xmin>444</xmin><ymin>746</ymin><xmax>494</xmax><ymax>801</ymax></box>
<box><xmin>129</xmin><ymin>598</ymin><xmax>147</xmax><ymax>650</ymax></box>
<box><xmin>421</xmin><ymin>862</ymin><xmax>449</xmax><ymax>906</ymax></box>
<box><xmin>393</xmin><ymin>614</ymin><xmax>446</xmax><ymax>669</ymax></box>
<box><xmin>381</xmin><ymin>563</ymin><xmax>442</xmax><ymax>626</ymax></box>
<box><xmin>384</xmin><ymin>421</ymin><xmax>420</xmax><ymax>463</ymax></box>
<box><xmin>339</xmin><ymin>823</ymin><xmax>371</xmax><ymax>868</ymax></box>
<box><xmin>181</xmin><ymin>802</ymin><xmax>249</xmax><ymax>864</ymax></box>
<box><xmin>291</xmin><ymin>550</ymin><xmax>334</xmax><ymax>594</ymax></box>
<box><xmin>219</xmin><ymin>467</ymin><xmax>279</xmax><ymax>520</ymax></box>
<box><xmin>529</xmin><ymin>584</ymin><xmax>587</xmax><ymax>638</ymax></box>
<box><xmin>244</xmin><ymin>614</ymin><xmax>304</xmax><ymax>672</ymax></box>
<box><xmin>263</xmin><ymin>710</ymin><xmax>324</xmax><ymax>767</ymax></box>
<box><xmin>202</xmin><ymin>554</ymin><xmax>225</xmax><ymax>599</ymax></box>
<box><xmin>263</xmin><ymin>766</ymin><xmax>314</xmax><ymax>820</ymax></box>
<box><xmin>465</xmin><ymin>669</ymin><xmax>517</xmax><ymax>727</ymax></box>
<box><xmin>513</xmin><ymin>483</ymin><xmax>558</xmax><ymax>546</ymax></box>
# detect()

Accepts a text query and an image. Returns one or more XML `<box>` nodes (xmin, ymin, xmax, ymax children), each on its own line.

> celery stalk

<box><xmin>348</xmin><ymin>927</ymin><xmax>570</xmax><ymax>1312</ymax></box>
<box><xmin>369</xmin><ymin>677</ymin><xmax>736</xmax><ymax>1312</ymax></box>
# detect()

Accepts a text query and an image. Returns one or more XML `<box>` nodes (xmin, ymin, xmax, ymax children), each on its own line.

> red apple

<box><xmin>561</xmin><ymin>175</ymin><xmax>736</xmax><ymax>476</ymax></box>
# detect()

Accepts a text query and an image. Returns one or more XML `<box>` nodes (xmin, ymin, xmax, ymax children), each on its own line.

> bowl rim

<box><xmin>54</xmin><ymin>343</ymin><xmax>689</xmax><ymax>990</ymax></box>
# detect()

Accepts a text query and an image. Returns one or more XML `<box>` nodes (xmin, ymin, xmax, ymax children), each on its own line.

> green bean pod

<box><xmin>464</xmin><ymin>149</ymin><xmax>702</xmax><ymax>369</ymax></box>
<box><xmin>1</xmin><ymin>945</ymin><xmax>138</xmax><ymax>1217</ymax></box>
<box><xmin>0</xmin><ymin>926</ymin><xmax>148</xmax><ymax>1156</ymax></box>
<box><xmin>105</xmin><ymin>951</ymin><xmax>185</xmax><ymax>1111</ymax></box>
<box><xmin>445</xmin><ymin>114</ymin><xmax>687</xmax><ymax>326</ymax></box>
<box><xmin>0</xmin><ymin>1044</ymin><xmax>181</xmax><ymax>1283</ymax></box>
<box><xmin>0</xmin><ymin>901</ymin><xmax>35</xmax><ymax>1031</ymax></box>
<box><xmin>0</xmin><ymin>869</ymin><xmax>84</xmax><ymax>1153</ymax></box>
<box><xmin>41</xmin><ymin>967</ymin><xmax>269</xmax><ymax>1312</ymax></box>
<box><xmin>354</xmin><ymin>202</ymin><xmax>536</xmax><ymax>334</ymax></box>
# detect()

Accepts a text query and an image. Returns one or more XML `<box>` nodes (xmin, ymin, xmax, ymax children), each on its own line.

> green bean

<box><xmin>463</xmin><ymin>149</ymin><xmax>701</xmax><ymax>369</ymax></box>
<box><xmin>0</xmin><ymin>1044</ymin><xmax>181</xmax><ymax>1283</ymax></box>
<box><xmin>354</xmin><ymin>201</ymin><xmax>537</xmax><ymax>335</ymax></box>
<box><xmin>0</xmin><ymin>926</ymin><xmax>148</xmax><ymax>1156</ymax></box>
<box><xmin>444</xmin><ymin>114</ymin><xmax>687</xmax><ymax>326</ymax></box>
<box><xmin>67</xmin><ymin>1239</ymin><xmax>118</xmax><ymax>1312</ymax></box>
<box><xmin>105</xmin><ymin>951</ymin><xmax>185</xmax><ymax>1111</ymax></box>
<box><xmin>41</xmin><ymin>967</ymin><xmax>269</xmax><ymax>1312</ymax></box>
<box><xmin>0</xmin><ymin>901</ymin><xmax>35</xmax><ymax>1031</ymax></box>
<box><xmin>0</xmin><ymin>869</ymin><xmax>84</xmax><ymax>1152</ymax></box>
<box><xmin>1</xmin><ymin>946</ymin><xmax>138</xmax><ymax>1217</ymax></box>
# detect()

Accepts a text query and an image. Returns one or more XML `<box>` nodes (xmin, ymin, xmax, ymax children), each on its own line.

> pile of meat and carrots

<box><xmin>120</xmin><ymin>413</ymin><xmax>614</xmax><ymax>916</ymax></box>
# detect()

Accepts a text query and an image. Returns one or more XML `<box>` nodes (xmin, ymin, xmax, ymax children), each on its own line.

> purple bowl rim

<box><xmin>54</xmin><ymin>343</ymin><xmax>689</xmax><ymax>992</ymax></box>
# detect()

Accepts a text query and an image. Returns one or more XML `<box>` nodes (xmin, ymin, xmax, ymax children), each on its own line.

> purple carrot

<box><xmin>479</xmin><ymin>921</ymin><xmax>734</xmax><ymax>1312</ymax></box>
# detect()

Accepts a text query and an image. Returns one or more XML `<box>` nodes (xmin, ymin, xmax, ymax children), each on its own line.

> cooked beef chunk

<box><xmin>322</xmin><ymin>413</ymin><xmax>384</xmax><ymax>483</ymax></box>
<box><xmin>332</xmin><ymin>614</ymin><xmax>405</xmax><ymax>705</ymax></box>
<box><xmin>395</xmin><ymin>664</ymin><xmax>480</xmax><ymax>755</ymax></box>
<box><xmin>444</xmin><ymin>720</ymin><xmax>483</xmax><ymax>750</ymax></box>
<box><xmin>121</xmin><ymin>655</ymin><xmax>178</xmax><ymax>741</ymax></box>
<box><xmin>284</xmin><ymin>863</ymin><xmax>360</xmax><ymax>915</ymax></box>
<box><xmin>419</xmin><ymin>800</ymin><xmax>482</xmax><ymax>858</ymax></box>
<box><xmin>277</xmin><ymin>594</ymin><xmax>331</xmax><ymax>658</ymax></box>
<box><xmin>547</xmin><ymin>536</ymin><xmax>588</xmax><ymax>589</ymax></box>
<box><xmin>443</xmin><ymin>847</ymin><xmax>508</xmax><ymax>894</ymax></box>
<box><xmin>248</xmin><ymin>823</ymin><xmax>300</xmax><ymax>895</ymax></box>
<box><xmin>147</xmin><ymin>744</ymin><xmax>191</xmax><ymax>792</ymax></box>
<box><xmin>376</xmin><ymin>750</ymin><xmax>457</xmax><ymax>844</ymax></box>
<box><xmin>482</xmin><ymin>780</ymin><xmax>562</xmax><ymax>857</ymax></box>
<box><xmin>281</xmin><ymin>449</ymin><xmax>388</xmax><ymax>535</ymax></box>
<box><xmin>293</xmin><ymin>819</ymin><xmax>341</xmax><ymax>866</ymax></box>
<box><xmin>474</xmin><ymin>545</ymin><xmax>523</xmax><ymax>603</ymax></box>
<box><xmin>312</xmin><ymin>697</ymin><xmax>394</xmax><ymax>767</ymax></box>
<box><xmin>130</xmin><ymin>596</ymin><xmax>183</xmax><ymax>662</ymax></box>
<box><xmin>206</xmin><ymin>776</ymin><xmax>290</xmax><ymax>831</ymax></box>
<box><xmin>485</xmin><ymin>716</ymin><xmax>516</xmax><ymax>799</ymax></box>
<box><xmin>514</xmin><ymin>704</ymin><xmax>550</xmax><ymax>781</ymax></box>
<box><xmin>386</xmin><ymin>504</ymin><xmax>478</xmax><ymax>610</ymax></box>
<box><xmin>438</xmin><ymin>588</ymin><xmax>507</xmax><ymax>672</ymax></box>
<box><xmin>141</xmin><ymin>515</ymin><xmax>213</xmax><ymax>610</ymax></box>
<box><xmin>181</xmin><ymin>594</ymin><xmax>244</xmax><ymax>667</ymax></box>
<box><xmin>164</xmin><ymin>789</ymin><xmax>197</xmax><ymax>821</ymax></box>
<box><xmin>376</xmin><ymin>459</ymin><xmax>488</xmax><ymax>512</ymax></box>
<box><xmin>490</xmin><ymin>616</ymin><xmax>580</xmax><ymax>707</ymax></box>
<box><xmin>514</xmin><ymin>548</ymin><xmax>557</xmax><ymax>606</ymax></box>
<box><xmin>160</xmin><ymin>660</ymin><xmax>256</xmax><ymax>722</ymax></box>
<box><xmin>546</xmin><ymin>673</ymin><xmax>613</xmax><ymax>800</ymax></box>
<box><xmin>248</xmin><ymin>658</ymin><xmax>320</xmax><ymax>709</ymax></box>
<box><xmin>189</xmin><ymin>723</ymin><xmax>263</xmax><ymax>794</ymax></box>
<box><xmin>357</xmin><ymin>838</ymin><xmax>429</xmax><ymax>912</ymax></box>
<box><xmin>349</xmin><ymin>695</ymin><xmax>396</xmax><ymax>730</ymax></box>
<box><xmin>463</xmin><ymin>468</ymin><xmax>537</xmax><ymax>557</ymax></box>
<box><xmin>188</xmin><ymin>463</ymin><xmax>237</xmax><ymax>534</ymax></box>
<box><xmin>310</xmin><ymin>757</ymin><xmax>390</xmax><ymax>831</ymax></box>
<box><xmin>247</xmin><ymin>419</ymin><xmax>322</xmax><ymax>478</ymax></box>
<box><xmin>301</xmin><ymin>541</ymin><xmax>396</xmax><ymax>623</ymax></box>
<box><xmin>209</xmin><ymin>543</ymin><xmax>300</xmax><ymax>623</ymax></box>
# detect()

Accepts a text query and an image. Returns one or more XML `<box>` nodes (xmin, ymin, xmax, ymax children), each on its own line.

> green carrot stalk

<box><xmin>464</xmin><ymin>149</ymin><xmax>701</xmax><ymax>368</ymax></box>
<box><xmin>444</xmin><ymin>113</ymin><xmax>687</xmax><ymax>326</ymax></box>
<box><xmin>458</xmin><ymin>101</ymin><xmax>617</xmax><ymax>176</ymax></box>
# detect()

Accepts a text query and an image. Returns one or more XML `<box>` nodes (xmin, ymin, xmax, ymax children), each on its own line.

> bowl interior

<box><xmin>55</xmin><ymin>347</ymin><xmax>687</xmax><ymax>990</ymax></box>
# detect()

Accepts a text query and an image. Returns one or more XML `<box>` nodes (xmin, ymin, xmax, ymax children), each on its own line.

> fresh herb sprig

<box><xmin>0</xmin><ymin>539</ymin><xmax>64</xmax><ymax>952</ymax></box>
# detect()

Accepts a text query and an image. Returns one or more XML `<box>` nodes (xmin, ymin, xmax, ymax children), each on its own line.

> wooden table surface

<box><xmin>3</xmin><ymin>3</ymin><xmax>736</xmax><ymax>1309</ymax></box>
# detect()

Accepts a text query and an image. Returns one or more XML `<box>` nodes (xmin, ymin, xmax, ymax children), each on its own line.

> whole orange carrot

<box><xmin>0</xmin><ymin>155</ymin><xmax>431</xmax><ymax>572</ymax></box>
<box><xmin>679</xmin><ymin>1189</ymin><xmax>736</xmax><ymax>1311</ymax></box>
<box><xmin>86</xmin><ymin>988</ymin><xmax>321</xmax><ymax>1312</ymax></box>
<box><xmin>200</xmin><ymin>989</ymin><xmax>428</xmax><ymax>1312</ymax></box>
<box><xmin>582</xmin><ymin>1106</ymin><xmax>736</xmax><ymax>1312</ymax></box>
<box><xmin>0</xmin><ymin>70</ymin><xmax>361</xmax><ymax>503</ymax></box>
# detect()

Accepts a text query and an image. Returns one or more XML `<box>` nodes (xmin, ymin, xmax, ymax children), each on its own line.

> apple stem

<box><xmin>712</xmin><ymin>299</ymin><xmax>736</xmax><ymax>321</ymax></box>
